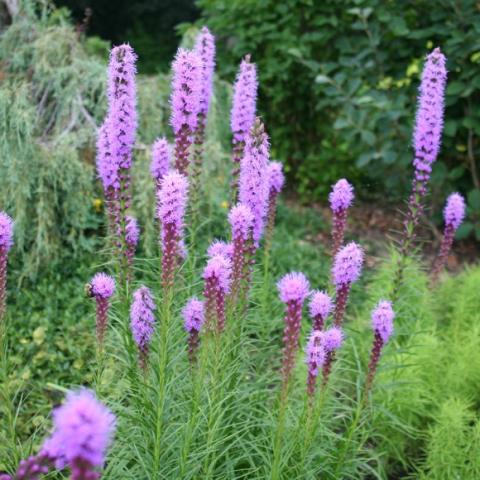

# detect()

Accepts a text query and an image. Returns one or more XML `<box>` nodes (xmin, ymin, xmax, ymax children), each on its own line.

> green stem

<box><xmin>271</xmin><ymin>383</ymin><xmax>290</xmax><ymax>480</ymax></box>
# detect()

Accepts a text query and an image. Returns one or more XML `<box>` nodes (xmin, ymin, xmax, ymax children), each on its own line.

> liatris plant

<box><xmin>0</xmin><ymin>453</ymin><xmax>52</xmax><ymax>480</ymax></box>
<box><xmin>0</xmin><ymin>211</ymin><xmax>13</xmax><ymax>324</ymax></box>
<box><xmin>321</xmin><ymin>326</ymin><xmax>344</xmax><ymax>387</ymax></box>
<box><xmin>207</xmin><ymin>240</ymin><xmax>233</xmax><ymax>260</ymax></box>
<box><xmin>193</xmin><ymin>27</ymin><xmax>215</xmax><ymax>178</ymax></box>
<box><xmin>305</xmin><ymin>330</ymin><xmax>326</xmax><ymax>401</ymax></box>
<box><xmin>182</xmin><ymin>297</ymin><xmax>205</xmax><ymax>365</ymax></box>
<box><xmin>277</xmin><ymin>272</ymin><xmax>310</xmax><ymax>391</ymax></box>
<box><xmin>157</xmin><ymin>171</ymin><xmax>189</xmax><ymax>292</ymax></box>
<box><xmin>238</xmin><ymin>118</ymin><xmax>270</xmax><ymax>246</ymax></box>
<box><xmin>231</xmin><ymin>55</ymin><xmax>258</xmax><ymax>195</ymax></box>
<box><xmin>125</xmin><ymin>216</ymin><xmax>139</xmax><ymax>280</ymax></box>
<box><xmin>364</xmin><ymin>300</ymin><xmax>395</xmax><ymax>398</ymax></box>
<box><xmin>264</xmin><ymin>161</ymin><xmax>285</xmax><ymax>249</ymax></box>
<box><xmin>309</xmin><ymin>290</ymin><xmax>333</xmax><ymax>331</ymax></box>
<box><xmin>228</xmin><ymin>203</ymin><xmax>254</xmax><ymax>302</ymax></box>
<box><xmin>331</xmin><ymin>242</ymin><xmax>364</xmax><ymax>326</ymax></box>
<box><xmin>329</xmin><ymin>179</ymin><xmax>354</xmax><ymax>256</ymax></box>
<box><xmin>150</xmin><ymin>138</ymin><xmax>171</xmax><ymax>192</ymax></box>
<box><xmin>42</xmin><ymin>389</ymin><xmax>116</xmax><ymax>480</ymax></box>
<box><xmin>170</xmin><ymin>48</ymin><xmax>202</xmax><ymax>176</ymax></box>
<box><xmin>88</xmin><ymin>273</ymin><xmax>115</xmax><ymax>349</ymax></box>
<box><xmin>431</xmin><ymin>193</ymin><xmax>466</xmax><ymax>284</ymax></box>
<box><xmin>130</xmin><ymin>286</ymin><xmax>156</xmax><ymax>370</ymax></box>
<box><xmin>202</xmin><ymin>254</ymin><xmax>232</xmax><ymax>333</ymax></box>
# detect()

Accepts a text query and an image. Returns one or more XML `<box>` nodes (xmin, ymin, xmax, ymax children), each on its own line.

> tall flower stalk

<box><xmin>0</xmin><ymin>212</ymin><xmax>13</xmax><ymax>325</ymax></box>
<box><xmin>231</xmin><ymin>55</ymin><xmax>258</xmax><ymax>197</ymax></box>
<box><xmin>305</xmin><ymin>330</ymin><xmax>326</xmax><ymax>402</ymax></box>
<box><xmin>329</xmin><ymin>179</ymin><xmax>354</xmax><ymax>256</ymax></box>
<box><xmin>182</xmin><ymin>297</ymin><xmax>205</xmax><ymax>365</ymax></box>
<box><xmin>170</xmin><ymin>48</ymin><xmax>202</xmax><ymax>176</ymax></box>
<box><xmin>125</xmin><ymin>216</ymin><xmax>139</xmax><ymax>282</ymax></box>
<box><xmin>321</xmin><ymin>326</ymin><xmax>344</xmax><ymax>388</ymax></box>
<box><xmin>309</xmin><ymin>290</ymin><xmax>333</xmax><ymax>331</ymax></box>
<box><xmin>88</xmin><ymin>273</ymin><xmax>115</xmax><ymax>351</ymax></box>
<box><xmin>150</xmin><ymin>138</ymin><xmax>171</xmax><ymax>193</ymax></box>
<box><xmin>264</xmin><ymin>161</ymin><xmax>285</xmax><ymax>251</ymax></box>
<box><xmin>431</xmin><ymin>193</ymin><xmax>466</xmax><ymax>284</ymax></box>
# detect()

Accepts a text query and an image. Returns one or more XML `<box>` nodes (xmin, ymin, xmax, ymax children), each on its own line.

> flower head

<box><xmin>203</xmin><ymin>254</ymin><xmax>232</xmax><ymax>293</ymax></box>
<box><xmin>90</xmin><ymin>273</ymin><xmax>115</xmax><ymax>299</ymax></box>
<box><xmin>371</xmin><ymin>300</ymin><xmax>395</xmax><ymax>343</ymax></box>
<box><xmin>413</xmin><ymin>48</ymin><xmax>447</xmax><ymax>183</ymax></box>
<box><xmin>332</xmin><ymin>242</ymin><xmax>364</xmax><ymax>287</ymax></box>
<box><xmin>130</xmin><ymin>286</ymin><xmax>156</xmax><ymax>350</ymax></box>
<box><xmin>125</xmin><ymin>216</ymin><xmax>140</xmax><ymax>247</ymax></box>
<box><xmin>96</xmin><ymin>120</ymin><xmax>119</xmax><ymax>191</ymax></box>
<box><xmin>0</xmin><ymin>211</ymin><xmax>14</xmax><ymax>252</ymax></box>
<box><xmin>309</xmin><ymin>291</ymin><xmax>333</xmax><ymax>320</ymax></box>
<box><xmin>157</xmin><ymin>171</ymin><xmax>189</xmax><ymax>227</ymax></box>
<box><xmin>182</xmin><ymin>297</ymin><xmax>205</xmax><ymax>332</ymax></box>
<box><xmin>207</xmin><ymin>240</ymin><xmax>233</xmax><ymax>259</ymax></box>
<box><xmin>229</xmin><ymin>203</ymin><xmax>254</xmax><ymax>240</ymax></box>
<box><xmin>194</xmin><ymin>26</ymin><xmax>216</xmax><ymax>116</ymax></box>
<box><xmin>42</xmin><ymin>389</ymin><xmax>116</xmax><ymax>468</ymax></box>
<box><xmin>323</xmin><ymin>327</ymin><xmax>344</xmax><ymax>352</ymax></box>
<box><xmin>444</xmin><ymin>193</ymin><xmax>466</xmax><ymax>230</ymax></box>
<box><xmin>268</xmin><ymin>161</ymin><xmax>285</xmax><ymax>194</ymax></box>
<box><xmin>329</xmin><ymin>179</ymin><xmax>354</xmax><ymax>212</ymax></box>
<box><xmin>305</xmin><ymin>330</ymin><xmax>326</xmax><ymax>375</ymax></box>
<box><xmin>151</xmin><ymin>138</ymin><xmax>171</xmax><ymax>182</ymax></box>
<box><xmin>170</xmin><ymin>48</ymin><xmax>202</xmax><ymax>134</ymax></box>
<box><xmin>277</xmin><ymin>272</ymin><xmax>310</xmax><ymax>304</ymax></box>
<box><xmin>231</xmin><ymin>55</ymin><xmax>258</xmax><ymax>143</ymax></box>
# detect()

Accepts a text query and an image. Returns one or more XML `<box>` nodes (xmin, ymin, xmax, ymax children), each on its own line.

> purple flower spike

<box><xmin>278</xmin><ymin>272</ymin><xmax>310</xmax><ymax>390</ymax></box>
<box><xmin>332</xmin><ymin>242</ymin><xmax>363</xmax><ymax>327</ymax></box>
<box><xmin>203</xmin><ymin>254</ymin><xmax>232</xmax><ymax>333</ymax></box>
<box><xmin>157</xmin><ymin>171</ymin><xmax>189</xmax><ymax>291</ymax></box>
<box><xmin>265</xmin><ymin>161</ymin><xmax>285</xmax><ymax>246</ymax></box>
<box><xmin>239</xmin><ymin>119</ymin><xmax>270</xmax><ymax>245</ymax></box>
<box><xmin>42</xmin><ymin>389</ymin><xmax>116</xmax><ymax>476</ymax></box>
<box><xmin>207</xmin><ymin>240</ymin><xmax>233</xmax><ymax>259</ymax></box>
<box><xmin>305</xmin><ymin>330</ymin><xmax>326</xmax><ymax>400</ymax></box>
<box><xmin>268</xmin><ymin>162</ymin><xmax>285</xmax><ymax>195</ymax></box>
<box><xmin>4</xmin><ymin>452</ymin><xmax>53</xmax><ymax>480</ymax></box>
<box><xmin>182</xmin><ymin>297</ymin><xmax>205</xmax><ymax>364</ymax></box>
<box><xmin>125</xmin><ymin>216</ymin><xmax>139</xmax><ymax>279</ymax></box>
<box><xmin>444</xmin><ymin>192</ymin><xmax>466</xmax><ymax>230</ymax></box>
<box><xmin>309</xmin><ymin>290</ymin><xmax>333</xmax><ymax>331</ymax></box>
<box><xmin>329</xmin><ymin>179</ymin><xmax>354</xmax><ymax>255</ymax></box>
<box><xmin>194</xmin><ymin>26</ymin><xmax>216</xmax><ymax>117</ymax></box>
<box><xmin>365</xmin><ymin>300</ymin><xmax>395</xmax><ymax>396</ymax></box>
<box><xmin>89</xmin><ymin>273</ymin><xmax>115</xmax><ymax>348</ymax></box>
<box><xmin>151</xmin><ymin>138</ymin><xmax>171</xmax><ymax>187</ymax></box>
<box><xmin>0</xmin><ymin>211</ymin><xmax>13</xmax><ymax>322</ymax></box>
<box><xmin>130</xmin><ymin>286</ymin><xmax>156</xmax><ymax>370</ymax></box>
<box><xmin>323</xmin><ymin>326</ymin><xmax>344</xmax><ymax>352</ymax></box>
<box><xmin>170</xmin><ymin>48</ymin><xmax>202</xmax><ymax>175</ymax></box>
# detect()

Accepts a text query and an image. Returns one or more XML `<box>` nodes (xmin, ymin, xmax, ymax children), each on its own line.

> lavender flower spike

<box><xmin>305</xmin><ymin>330</ymin><xmax>326</xmax><ymax>400</ymax></box>
<box><xmin>329</xmin><ymin>179</ymin><xmax>354</xmax><ymax>256</ymax></box>
<box><xmin>265</xmin><ymin>161</ymin><xmax>285</xmax><ymax>246</ymax></box>
<box><xmin>170</xmin><ymin>48</ymin><xmax>202</xmax><ymax>175</ymax></box>
<box><xmin>431</xmin><ymin>193</ymin><xmax>466</xmax><ymax>284</ymax></box>
<box><xmin>278</xmin><ymin>272</ymin><xmax>310</xmax><ymax>391</ymax></box>
<box><xmin>309</xmin><ymin>290</ymin><xmax>333</xmax><ymax>331</ymax></box>
<box><xmin>125</xmin><ymin>216</ymin><xmax>139</xmax><ymax>280</ymax></box>
<box><xmin>151</xmin><ymin>138</ymin><xmax>171</xmax><ymax>188</ymax></box>
<box><xmin>41</xmin><ymin>389</ymin><xmax>116</xmax><ymax>478</ymax></box>
<box><xmin>195</xmin><ymin>26</ymin><xmax>216</xmax><ymax>118</ymax></box>
<box><xmin>0</xmin><ymin>211</ymin><xmax>13</xmax><ymax>323</ymax></box>
<box><xmin>321</xmin><ymin>326</ymin><xmax>345</xmax><ymax>387</ymax></box>
<box><xmin>365</xmin><ymin>301</ymin><xmax>395</xmax><ymax>396</ymax></box>
<box><xmin>207</xmin><ymin>240</ymin><xmax>233</xmax><ymax>260</ymax></box>
<box><xmin>157</xmin><ymin>171</ymin><xmax>189</xmax><ymax>292</ymax></box>
<box><xmin>3</xmin><ymin>453</ymin><xmax>52</xmax><ymax>480</ymax></box>
<box><xmin>203</xmin><ymin>254</ymin><xmax>232</xmax><ymax>333</ymax></box>
<box><xmin>130</xmin><ymin>286</ymin><xmax>156</xmax><ymax>370</ymax></box>
<box><xmin>89</xmin><ymin>273</ymin><xmax>115</xmax><ymax>349</ymax></box>
<box><xmin>332</xmin><ymin>242</ymin><xmax>363</xmax><ymax>326</ymax></box>
<box><xmin>239</xmin><ymin>118</ymin><xmax>270</xmax><ymax>245</ymax></box>
<box><xmin>182</xmin><ymin>297</ymin><xmax>205</xmax><ymax>365</ymax></box>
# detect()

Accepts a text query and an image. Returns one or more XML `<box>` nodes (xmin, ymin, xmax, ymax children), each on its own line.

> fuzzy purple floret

<box><xmin>207</xmin><ymin>240</ymin><xmax>233</xmax><ymax>259</ymax></box>
<box><xmin>238</xmin><ymin>124</ymin><xmax>270</xmax><ymax>244</ymax></box>
<box><xmin>305</xmin><ymin>330</ymin><xmax>326</xmax><ymax>376</ymax></box>
<box><xmin>157</xmin><ymin>171</ymin><xmax>189</xmax><ymax>229</ymax></box>
<box><xmin>231</xmin><ymin>57</ymin><xmax>258</xmax><ymax>143</ymax></box>
<box><xmin>203</xmin><ymin>254</ymin><xmax>232</xmax><ymax>293</ymax></box>
<box><xmin>309</xmin><ymin>290</ymin><xmax>333</xmax><ymax>320</ymax></box>
<box><xmin>170</xmin><ymin>48</ymin><xmax>202</xmax><ymax>134</ymax></box>
<box><xmin>444</xmin><ymin>192</ymin><xmax>466</xmax><ymax>230</ymax></box>
<box><xmin>107</xmin><ymin>44</ymin><xmax>138</xmax><ymax>171</ymax></box>
<box><xmin>332</xmin><ymin>242</ymin><xmax>364</xmax><ymax>287</ymax></box>
<box><xmin>277</xmin><ymin>272</ymin><xmax>310</xmax><ymax>304</ymax></box>
<box><xmin>329</xmin><ymin>179</ymin><xmax>354</xmax><ymax>212</ymax></box>
<box><xmin>90</xmin><ymin>273</ymin><xmax>115</xmax><ymax>299</ymax></box>
<box><xmin>125</xmin><ymin>216</ymin><xmax>140</xmax><ymax>247</ymax></box>
<box><xmin>229</xmin><ymin>203</ymin><xmax>254</xmax><ymax>240</ymax></box>
<box><xmin>194</xmin><ymin>26</ymin><xmax>216</xmax><ymax>116</ymax></box>
<box><xmin>412</xmin><ymin>48</ymin><xmax>447</xmax><ymax>184</ymax></box>
<box><xmin>41</xmin><ymin>389</ymin><xmax>116</xmax><ymax>469</ymax></box>
<box><xmin>0</xmin><ymin>211</ymin><xmax>14</xmax><ymax>252</ymax></box>
<box><xmin>130</xmin><ymin>286</ymin><xmax>156</xmax><ymax>350</ymax></box>
<box><xmin>371</xmin><ymin>300</ymin><xmax>395</xmax><ymax>343</ymax></box>
<box><xmin>323</xmin><ymin>327</ymin><xmax>344</xmax><ymax>352</ymax></box>
<box><xmin>183</xmin><ymin>297</ymin><xmax>205</xmax><ymax>332</ymax></box>
<box><xmin>150</xmin><ymin>138</ymin><xmax>171</xmax><ymax>182</ymax></box>
<box><xmin>267</xmin><ymin>161</ymin><xmax>285</xmax><ymax>194</ymax></box>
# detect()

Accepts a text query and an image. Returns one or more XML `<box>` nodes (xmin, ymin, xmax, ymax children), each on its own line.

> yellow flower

<box><xmin>93</xmin><ymin>198</ymin><xmax>103</xmax><ymax>212</ymax></box>
<box><xmin>221</xmin><ymin>200</ymin><xmax>229</xmax><ymax>210</ymax></box>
